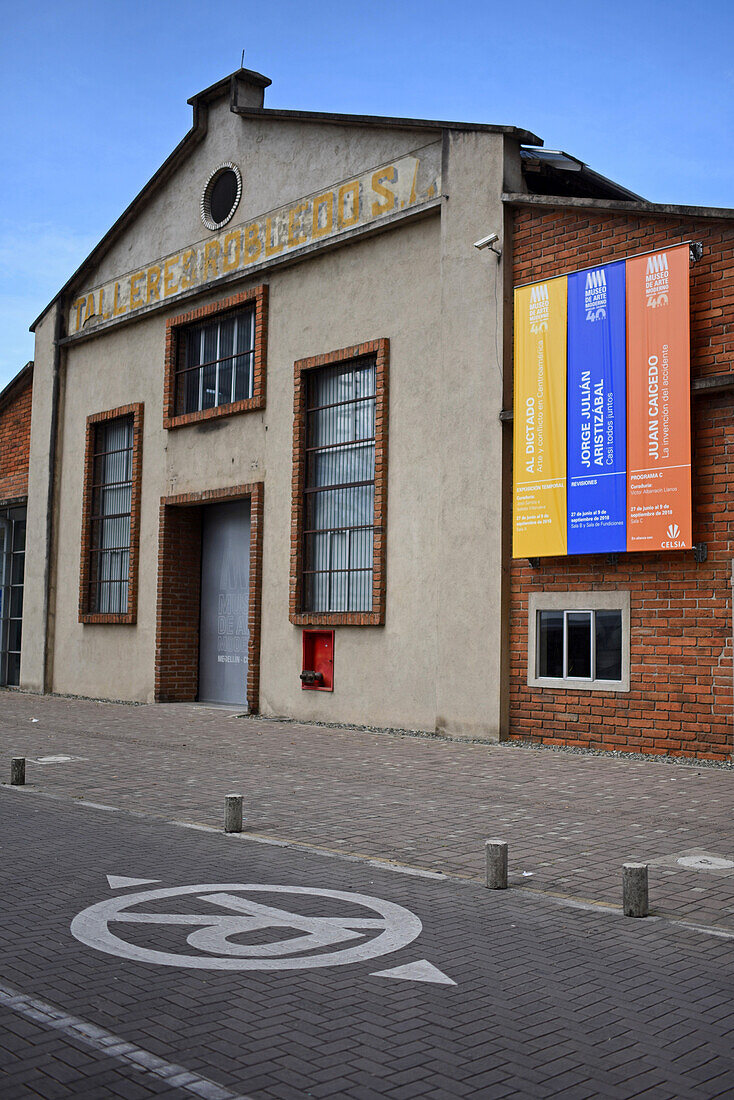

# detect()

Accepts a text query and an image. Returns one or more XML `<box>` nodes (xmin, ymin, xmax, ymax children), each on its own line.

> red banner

<box><xmin>626</xmin><ymin>245</ymin><xmax>692</xmax><ymax>551</ymax></box>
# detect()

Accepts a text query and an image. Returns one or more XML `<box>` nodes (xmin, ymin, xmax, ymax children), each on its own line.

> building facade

<box><xmin>11</xmin><ymin>68</ymin><xmax>734</xmax><ymax>759</ymax></box>
<box><xmin>505</xmin><ymin>197</ymin><xmax>733</xmax><ymax>760</ymax></box>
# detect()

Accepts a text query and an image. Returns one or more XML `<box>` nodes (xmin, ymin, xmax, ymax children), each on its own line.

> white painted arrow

<box><xmin>371</xmin><ymin>960</ymin><xmax>456</xmax><ymax>985</ymax></box>
<box><xmin>106</xmin><ymin>876</ymin><xmax>161</xmax><ymax>890</ymax></box>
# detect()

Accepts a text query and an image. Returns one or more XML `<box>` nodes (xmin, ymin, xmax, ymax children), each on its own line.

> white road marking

<box><xmin>106</xmin><ymin>875</ymin><xmax>161</xmax><ymax>889</ymax></box>
<box><xmin>371</xmin><ymin>960</ymin><xmax>456</xmax><ymax>985</ymax></box>
<box><xmin>0</xmin><ymin>980</ymin><xmax>253</xmax><ymax>1100</ymax></box>
<box><xmin>71</xmin><ymin>883</ymin><xmax>423</xmax><ymax>970</ymax></box>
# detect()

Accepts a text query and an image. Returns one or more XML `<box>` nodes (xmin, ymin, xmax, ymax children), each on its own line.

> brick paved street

<box><xmin>0</xmin><ymin>690</ymin><xmax>733</xmax><ymax>932</ymax></box>
<box><xmin>2</xmin><ymin>789</ymin><xmax>734</xmax><ymax>1099</ymax></box>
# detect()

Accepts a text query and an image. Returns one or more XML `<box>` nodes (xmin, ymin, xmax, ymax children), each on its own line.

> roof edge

<box><xmin>30</xmin><ymin>103</ymin><xmax>211</xmax><ymax>332</ymax></box>
<box><xmin>0</xmin><ymin>361</ymin><xmax>33</xmax><ymax>414</ymax></box>
<box><xmin>187</xmin><ymin>67</ymin><xmax>272</xmax><ymax>106</ymax></box>
<box><xmin>231</xmin><ymin>104</ymin><xmax>543</xmax><ymax>145</ymax></box>
<box><xmin>503</xmin><ymin>191</ymin><xmax>734</xmax><ymax>220</ymax></box>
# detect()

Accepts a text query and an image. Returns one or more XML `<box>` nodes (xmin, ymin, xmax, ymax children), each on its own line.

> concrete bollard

<box><xmin>10</xmin><ymin>758</ymin><xmax>26</xmax><ymax>786</ymax></box>
<box><xmin>623</xmin><ymin>863</ymin><xmax>649</xmax><ymax>917</ymax></box>
<box><xmin>224</xmin><ymin>794</ymin><xmax>243</xmax><ymax>833</ymax></box>
<box><xmin>485</xmin><ymin>840</ymin><xmax>508</xmax><ymax>890</ymax></box>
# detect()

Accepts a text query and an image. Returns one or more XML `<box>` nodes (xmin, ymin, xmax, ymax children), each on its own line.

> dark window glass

<box><xmin>209</xmin><ymin>170</ymin><xmax>238</xmax><ymax>224</ymax></box>
<box><xmin>595</xmin><ymin>610</ymin><xmax>623</xmax><ymax>680</ymax></box>
<box><xmin>175</xmin><ymin>309</ymin><xmax>255</xmax><ymax>416</ymax></box>
<box><xmin>1</xmin><ymin>505</ymin><xmax>25</xmax><ymax>686</ymax></box>
<box><xmin>303</xmin><ymin>360</ymin><xmax>376</xmax><ymax>612</ymax></box>
<box><xmin>537</xmin><ymin>606</ymin><xmax>623</xmax><ymax>683</ymax></box>
<box><xmin>89</xmin><ymin>417</ymin><xmax>133</xmax><ymax>615</ymax></box>
<box><xmin>537</xmin><ymin>610</ymin><xmax>563</xmax><ymax>678</ymax></box>
<box><xmin>566</xmin><ymin>612</ymin><xmax>592</xmax><ymax>678</ymax></box>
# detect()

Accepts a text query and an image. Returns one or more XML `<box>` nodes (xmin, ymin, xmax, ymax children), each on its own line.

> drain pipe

<box><xmin>40</xmin><ymin>301</ymin><xmax>64</xmax><ymax>693</ymax></box>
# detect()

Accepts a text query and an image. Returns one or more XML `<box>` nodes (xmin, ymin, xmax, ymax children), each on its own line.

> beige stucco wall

<box><xmin>26</xmin><ymin>95</ymin><xmax>509</xmax><ymax>738</ymax></box>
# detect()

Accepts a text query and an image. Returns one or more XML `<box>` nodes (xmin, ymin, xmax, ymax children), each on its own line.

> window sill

<box><xmin>79</xmin><ymin>612</ymin><xmax>137</xmax><ymax>625</ymax></box>
<box><xmin>290</xmin><ymin>611</ymin><xmax>383</xmax><ymax>627</ymax></box>
<box><xmin>164</xmin><ymin>394</ymin><xmax>264</xmax><ymax>430</ymax></box>
<box><xmin>528</xmin><ymin>675</ymin><xmax>629</xmax><ymax>693</ymax></box>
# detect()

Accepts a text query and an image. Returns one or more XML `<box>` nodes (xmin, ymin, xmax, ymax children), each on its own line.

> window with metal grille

<box><xmin>175</xmin><ymin>308</ymin><xmax>255</xmax><ymax>415</ymax></box>
<box><xmin>88</xmin><ymin>416</ymin><xmax>134</xmax><ymax>614</ymax></box>
<box><xmin>303</xmin><ymin>359</ymin><xmax>376</xmax><ymax>612</ymax></box>
<box><xmin>0</xmin><ymin>505</ymin><xmax>25</xmax><ymax>686</ymax></box>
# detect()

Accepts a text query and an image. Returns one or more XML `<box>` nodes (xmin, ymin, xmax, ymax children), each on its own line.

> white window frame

<box><xmin>527</xmin><ymin>590</ymin><xmax>630</xmax><ymax>692</ymax></box>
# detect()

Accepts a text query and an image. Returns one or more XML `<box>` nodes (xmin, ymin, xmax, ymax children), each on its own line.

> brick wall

<box><xmin>509</xmin><ymin>205</ymin><xmax>733</xmax><ymax>760</ymax></box>
<box><xmin>0</xmin><ymin>369</ymin><xmax>32</xmax><ymax>503</ymax></box>
<box><xmin>155</xmin><ymin>483</ymin><xmax>263</xmax><ymax>709</ymax></box>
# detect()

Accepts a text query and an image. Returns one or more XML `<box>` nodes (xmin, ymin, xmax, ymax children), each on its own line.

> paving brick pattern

<box><xmin>1</xmin><ymin>691</ymin><xmax>733</xmax><ymax>930</ymax></box>
<box><xmin>1</xmin><ymin>792</ymin><xmax>734</xmax><ymax>1099</ymax></box>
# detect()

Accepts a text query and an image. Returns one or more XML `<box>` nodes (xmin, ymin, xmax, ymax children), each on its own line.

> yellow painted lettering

<box><xmin>99</xmin><ymin>287</ymin><xmax>108</xmax><ymax>319</ymax></box>
<box><xmin>222</xmin><ymin>232</ymin><xmax>241</xmax><ymax>272</ymax></box>
<box><xmin>73</xmin><ymin>297</ymin><xmax>85</xmax><ymax>331</ymax></box>
<box><xmin>371</xmin><ymin>166</ymin><xmax>397</xmax><ymax>217</ymax></box>
<box><xmin>408</xmin><ymin>158</ymin><xmax>420</xmax><ymax>204</ymax></box>
<box><xmin>312</xmin><ymin>192</ymin><xmax>333</xmax><ymax>239</ymax></box>
<box><xmin>163</xmin><ymin>254</ymin><xmax>180</xmax><ymax>297</ymax></box>
<box><xmin>204</xmin><ymin>240</ymin><xmax>220</xmax><ymax>279</ymax></box>
<box><xmin>265</xmin><ymin>216</ymin><xmax>283</xmax><ymax>258</ymax></box>
<box><xmin>146</xmin><ymin>266</ymin><xmax>161</xmax><ymax>303</ymax></box>
<box><xmin>337</xmin><ymin>180</ymin><xmax>360</xmax><ymax>229</ymax></box>
<box><xmin>180</xmin><ymin>250</ymin><xmax>196</xmax><ymax>289</ymax></box>
<box><xmin>129</xmin><ymin>272</ymin><xmax>145</xmax><ymax>310</ymax></box>
<box><xmin>243</xmin><ymin>223</ymin><xmax>262</xmax><ymax>264</ymax></box>
<box><xmin>83</xmin><ymin>294</ymin><xmax>95</xmax><ymax>323</ymax></box>
<box><xmin>112</xmin><ymin>282</ymin><xmax>128</xmax><ymax>316</ymax></box>
<box><xmin>287</xmin><ymin>202</ymin><xmax>309</xmax><ymax>248</ymax></box>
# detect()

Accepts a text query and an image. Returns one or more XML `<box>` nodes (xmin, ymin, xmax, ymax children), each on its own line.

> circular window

<box><xmin>200</xmin><ymin>163</ymin><xmax>242</xmax><ymax>231</ymax></box>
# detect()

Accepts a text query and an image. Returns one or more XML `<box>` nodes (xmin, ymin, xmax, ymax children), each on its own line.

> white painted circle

<box><xmin>676</xmin><ymin>855</ymin><xmax>734</xmax><ymax>871</ymax></box>
<box><xmin>71</xmin><ymin>883</ymin><xmax>422</xmax><ymax>970</ymax></box>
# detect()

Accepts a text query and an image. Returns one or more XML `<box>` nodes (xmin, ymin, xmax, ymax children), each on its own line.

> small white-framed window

<box><xmin>527</xmin><ymin>591</ymin><xmax>630</xmax><ymax>692</ymax></box>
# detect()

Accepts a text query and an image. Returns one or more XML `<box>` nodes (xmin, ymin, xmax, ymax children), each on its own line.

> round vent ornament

<box><xmin>200</xmin><ymin>163</ymin><xmax>242</xmax><ymax>231</ymax></box>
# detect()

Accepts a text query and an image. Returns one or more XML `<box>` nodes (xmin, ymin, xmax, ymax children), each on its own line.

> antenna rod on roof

<box><xmin>240</xmin><ymin>49</ymin><xmax>245</xmax><ymax>68</ymax></box>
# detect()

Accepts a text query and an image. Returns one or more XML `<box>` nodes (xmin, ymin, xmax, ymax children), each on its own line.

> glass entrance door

<box><xmin>0</xmin><ymin>505</ymin><xmax>26</xmax><ymax>686</ymax></box>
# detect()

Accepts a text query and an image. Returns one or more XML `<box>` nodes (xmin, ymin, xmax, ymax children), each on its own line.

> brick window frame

<box><xmin>155</xmin><ymin>482</ymin><xmax>264</xmax><ymax>710</ymax></box>
<box><xmin>79</xmin><ymin>403</ymin><xmax>144</xmax><ymax>625</ymax></box>
<box><xmin>163</xmin><ymin>285</ymin><xmax>268</xmax><ymax>430</ymax></box>
<box><xmin>290</xmin><ymin>339</ymin><xmax>389</xmax><ymax>627</ymax></box>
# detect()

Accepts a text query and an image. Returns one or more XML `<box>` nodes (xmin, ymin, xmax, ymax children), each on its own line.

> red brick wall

<box><xmin>155</xmin><ymin>504</ymin><xmax>203</xmax><ymax>702</ymax></box>
<box><xmin>509</xmin><ymin>206</ymin><xmax>734</xmax><ymax>760</ymax></box>
<box><xmin>0</xmin><ymin>373</ymin><xmax>32</xmax><ymax>502</ymax></box>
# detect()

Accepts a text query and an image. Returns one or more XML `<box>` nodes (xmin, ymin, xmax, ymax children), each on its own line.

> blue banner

<box><xmin>566</xmin><ymin>260</ymin><xmax>627</xmax><ymax>553</ymax></box>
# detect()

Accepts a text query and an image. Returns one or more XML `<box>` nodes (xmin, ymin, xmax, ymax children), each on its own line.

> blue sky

<box><xmin>1</xmin><ymin>0</ymin><xmax>731</xmax><ymax>388</ymax></box>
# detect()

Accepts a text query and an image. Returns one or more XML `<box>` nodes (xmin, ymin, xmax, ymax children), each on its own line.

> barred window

<box><xmin>88</xmin><ymin>417</ymin><xmax>134</xmax><ymax>614</ymax></box>
<box><xmin>303</xmin><ymin>360</ymin><xmax>376</xmax><ymax>612</ymax></box>
<box><xmin>175</xmin><ymin>308</ymin><xmax>255</xmax><ymax>416</ymax></box>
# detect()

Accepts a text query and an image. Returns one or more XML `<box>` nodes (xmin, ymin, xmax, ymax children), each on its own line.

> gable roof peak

<box><xmin>188</xmin><ymin>67</ymin><xmax>272</xmax><ymax>111</ymax></box>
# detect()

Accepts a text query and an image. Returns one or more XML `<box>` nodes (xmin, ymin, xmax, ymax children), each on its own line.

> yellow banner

<box><xmin>513</xmin><ymin>276</ymin><xmax>568</xmax><ymax>558</ymax></box>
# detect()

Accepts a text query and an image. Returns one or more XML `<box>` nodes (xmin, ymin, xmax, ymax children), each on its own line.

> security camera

<box><xmin>473</xmin><ymin>232</ymin><xmax>502</xmax><ymax>259</ymax></box>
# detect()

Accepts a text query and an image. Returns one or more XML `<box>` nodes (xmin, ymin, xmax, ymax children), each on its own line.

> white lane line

<box><xmin>0</xmin><ymin>980</ymin><xmax>254</xmax><ymax>1100</ymax></box>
